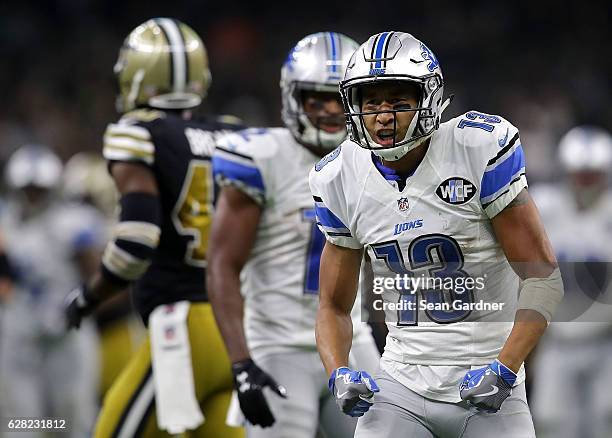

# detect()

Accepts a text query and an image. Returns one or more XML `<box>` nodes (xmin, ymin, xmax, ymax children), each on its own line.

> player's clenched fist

<box><xmin>64</xmin><ymin>285</ymin><xmax>98</xmax><ymax>329</ymax></box>
<box><xmin>328</xmin><ymin>367</ymin><xmax>379</xmax><ymax>417</ymax></box>
<box><xmin>231</xmin><ymin>359</ymin><xmax>287</xmax><ymax>428</ymax></box>
<box><xmin>459</xmin><ymin>359</ymin><xmax>517</xmax><ymax>413</ymax></box>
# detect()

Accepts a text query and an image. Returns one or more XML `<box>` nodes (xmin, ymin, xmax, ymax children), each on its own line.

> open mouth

<box><xmin>375</xmin><ymin>129</ymin><xmax>396</xmax><ymax>146</ymax></box>
<box><xmin>319</xmin><ymin>123</ymin><xmax>344</xmax><ymax>133</ymax></box>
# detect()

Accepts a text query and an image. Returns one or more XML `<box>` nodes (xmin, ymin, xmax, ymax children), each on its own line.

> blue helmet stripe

<box><xmin>329</xmin><ymin>32</ymin><xmax>338</xmax><ymax>73</ymax></box>
<box><xmin>374</xmin><ymin>32</ymin><xmax>390</xmax><ymax>69</ymax></box>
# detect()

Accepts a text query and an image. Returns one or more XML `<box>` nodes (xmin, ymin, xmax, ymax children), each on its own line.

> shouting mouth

<box><xmin>375</xmin><ymin>129</ymin><xmax>396</xmax><ymax>146</ymax></box>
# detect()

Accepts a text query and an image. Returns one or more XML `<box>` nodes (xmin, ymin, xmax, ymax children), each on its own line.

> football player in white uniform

<box><xmin>0</xmin><ymin>145</ymin><xmax>102</xmax><ymax>437</ymax></box>
<box><xmin>310</xmin><ymin>32</ymin><xmax>564</xmax><ymax>437</ymax></box>
<box><xmin>208</xmin><ymin>32</ymin><xmax>380</xmax><ymax>438</ymax></box>
<box><xmin>530</xmin><ymin>126</ymin><xmax>612</xmax><ymax>438</ymax></box>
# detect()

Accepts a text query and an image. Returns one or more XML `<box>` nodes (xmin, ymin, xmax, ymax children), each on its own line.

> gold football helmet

<box><xmin>62</xmin><ymin>152</ymin><xmax>118</xmax><ymax>218</ymax></box>
<box><xmin>114</xmin><ymin>18</ymin><xmax>211</xmax><ymax>113</ymax></box>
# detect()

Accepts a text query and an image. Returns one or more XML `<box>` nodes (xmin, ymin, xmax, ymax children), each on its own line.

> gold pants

<box><xmin>98</xmin><ymin>316</ymin><xmax>144</xmax><ymax>398</ymax></box>
<box><xmin>94</xmin><ymin>302</ymin><xmax>244</xmax><ymax>438</ymax></box>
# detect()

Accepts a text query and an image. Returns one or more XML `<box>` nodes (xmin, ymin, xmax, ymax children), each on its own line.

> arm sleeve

<box><xmin>480</xmin><ymin>130</ymin><xmax>528</xmax><ymax>218</ymax></box>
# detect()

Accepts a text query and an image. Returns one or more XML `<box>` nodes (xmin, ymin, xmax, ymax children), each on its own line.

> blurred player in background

<box><xmin>0</xmin><ymin>229</ymin><xmax>15</xmax><ymax>416</ymax></box>
<box><xmin>311</xmin><ymin>32</ymin><xmax>564</xmax><ymax>437</ymax></box>
<box><xmin>63</xmin><ymin>152</ymin><xmax>145</xmax><ymax>399</ymax></box>
<box><xmin>530</xmin><ymin>126</ymin><xmax>612</xmax><ymax>438</ymax></box>
<box><xmin>0</xmin><ymin>144</ymin><xmax>101</xmax><ymax>437</ymax></box>
<box><xmin>63</xmin><ymin>18</ymin><xmax>243</xmax><ymax>437</ymax></box>
<box><xmin>0</xmin><ymin>230</ymin><xmax>14</xmax><ymax>305</ymax></box>
<box><xmin>208</xmin><ymin>32</ymin><xmax>380</xmax><ymax>438</ymax></box>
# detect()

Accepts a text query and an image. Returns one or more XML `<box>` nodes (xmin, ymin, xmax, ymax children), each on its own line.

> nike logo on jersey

<box><xmin>337</xmin><ymin>390</ymin><xmax>350</xmax><ymax>398</ymax></box>
<box><xmin>498</xmin><ymin>127</ymin><xmax>510</xmax><ymax>147</ymax></box>
<box><xmin>479</xmin><ymin>385</ymin><xmax>499</xmax><ymax>397</ymax></box>
<box><xmin>436</xmin><ymin>177</ymin><xmax>476</xmax><ymax>205</ymax></box>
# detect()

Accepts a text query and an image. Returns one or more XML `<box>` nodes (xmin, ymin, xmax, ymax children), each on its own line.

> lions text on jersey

<box><xmin>212</xmin><ymin>128</ymin><xmax>372</xmax><ymax>358</ymax></box>
<box><xmin>310</xmin><ymin>111</ymin><xmax>528</xmax><ymax>401</ymax></box>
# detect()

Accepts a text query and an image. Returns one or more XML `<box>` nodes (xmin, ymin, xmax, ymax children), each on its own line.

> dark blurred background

<box><xmin>2</xmin><ymin>0</ymin><xmax>610</xmax><ymax>181</ymax></box>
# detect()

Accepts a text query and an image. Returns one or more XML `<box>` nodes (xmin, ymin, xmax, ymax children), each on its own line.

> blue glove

<box><xmin>329</xmin><ymin>367</ymin><xmax>379</xmax><ymax>417</ymax></box>
<box><xmin>459</xmin><ymin>359</ymin><xmax>517</xmax><ymax>413</ymax></box>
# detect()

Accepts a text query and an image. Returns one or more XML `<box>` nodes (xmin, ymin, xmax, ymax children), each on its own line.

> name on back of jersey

<box><xmin>185</xmin><ymin>127</ymin><xmax>216</xmax><ymax>157</ymax></box>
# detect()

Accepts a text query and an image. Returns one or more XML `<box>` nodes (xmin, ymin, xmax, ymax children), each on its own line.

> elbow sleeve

<box><xmin>101</xmin><ymin>192</ymin><xmax>161</xmax><ymax>283</ymax></box>
<box><xmin>517</xmin><ymin>267</ymin><xmax>564</xmax><ymax>323</ymax></box>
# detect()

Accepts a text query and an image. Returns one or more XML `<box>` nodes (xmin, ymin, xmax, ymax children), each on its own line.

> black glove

<box><xmin>232</xmin><ymin>358</ymin><xmax>287</xmax><ymax>428</ymax></box>
<box><xmin>64</xmin><ymin>285</ymin><xmax>98</xmax><ymax>329</ymax></box>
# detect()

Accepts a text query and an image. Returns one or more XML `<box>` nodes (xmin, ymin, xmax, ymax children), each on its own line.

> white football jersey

<box><xmin>213</xmin><ymin>128</ymin><xmax>372</xmax><ymax>359</ymax></box>
<box><xmin>1</xmin><ymin>200</ymin><xmax>107</xmax><ymax>336</ymax></box>
<box><xmin>310</xmin><ymin>111</ymin><xmax>529</xmax><ymax>401</ymax></box>
<box><xmin>531</xmin><ymin>184</ymin><xmax>612</xmax><ymax>340</ymax></box>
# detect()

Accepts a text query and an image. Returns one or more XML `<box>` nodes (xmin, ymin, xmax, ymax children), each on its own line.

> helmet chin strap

<box><xmin>298</xmin><ymin>114</ymin><xmax>346</xmax><ymax>150</ymax></box>
<box><xmin>369</xmin><ymin>96</ymin><xmax>453</xmax><ymax>162</ymax></box>
<box><xmin>372</xmin><ymin>134</ymin><xmax>431</xmax><ymax>161</ymax></box>
<box><xmin>121</xmin><ymin>69</ymin><xmax>145</xmax><ymax>113</ymax></box>
<box><xmin>439</xmin><ymin>95</ymin><xmax>453</xmax><ymax>115</ymax></box>
<box><xmin>367</xmin><ymin>110</ymin><xmax>423</xmax><ymax>161</ymax></box>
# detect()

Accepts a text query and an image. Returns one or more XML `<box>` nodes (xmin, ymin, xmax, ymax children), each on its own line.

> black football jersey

<box><xmin>103</xmin><ymin>109</ymin><xmax>242</xmax><ymax>321</ymax></box>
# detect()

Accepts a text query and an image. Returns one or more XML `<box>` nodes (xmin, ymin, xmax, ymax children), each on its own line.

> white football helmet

<box><xmin>559</xmin><ymin>126</ymin><xmax>612</xmax><ymax>173</ymax></box>
<box><xmin>280</xmin><ymin>32</ymin><xmax>359</xmax><ymax>150</ymax></box>
<box><xmin>558</xmin><ymin>126</ymin><xmax>612</xmax><ymax>209</ymax></box>
<box><xmin>340</xmin><ymin>32</ymin><xmax>451</xmax><ymax>161</ymax></box>
<box><xmin>5</xmin><ymin>144</ymin><xmax>63</xmax><ymax>190</ymax></box>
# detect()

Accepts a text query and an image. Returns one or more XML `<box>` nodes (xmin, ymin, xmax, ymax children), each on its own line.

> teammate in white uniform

<box><xmin>0</xmin><ymin>145</ymin><xmax>102</xmax><ymax>437</ymax></box>
<box><xmin>208</xmin><ymin>33</ymin><xmax>380</xmax><ymax>437</ymax></box>
<box><xmin>530</xmin><ymin>126</ymin><xmax>612</xmax><ymax>438</ymax></box>
<box><xmin>310</xmin><ymin>32</ymin><xmax>564</xmax><ymax>438</ymax></box>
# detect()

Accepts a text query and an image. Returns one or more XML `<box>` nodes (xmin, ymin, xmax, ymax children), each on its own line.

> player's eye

<box><xmin>362</xmin><ymin>99</ymin><xmax>381</xmax><ymax>111</ymax></box>
<box><xmin>393</xmin><ymin>103</ymin><xmax>413</xmax><ymax>111</ymax></box>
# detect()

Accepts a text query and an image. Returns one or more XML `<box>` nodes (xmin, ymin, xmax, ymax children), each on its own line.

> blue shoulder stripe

<box><xmin>480</xmin><ymin>146</ymin><xmax>525</xmax><ymax>199</ymax></box>
<box><xmin>315</xmin><ymin>203</ymin><xmax>348</xmax><ymax>230</ymax></box>
<box><xmin>212</xmin><ymin>155</ymin><xmax>265</xmax><ymax>191</ymax></box>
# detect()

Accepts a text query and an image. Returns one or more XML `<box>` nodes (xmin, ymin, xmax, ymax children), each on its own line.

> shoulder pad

<box><xmin>103</xmin><ymin>119</ymin><xmax>155</xmax><ymax>166</ymax></box>
<box><xmin>120</xmin><ymin>109</ymin><xmax>165</xmax><ymax>124</ymax></box>
<box><xmin>311</xmin><ymin>141</ymin><xmax>352</xmax><ymax>185</ymax></box>
<box><xmin>216</xmin><ymin>128</ymin><xmax>280</xmax><ymax>161</ymax></box>
<box><xmin>446</xmin><ymin>110</ymin><xmax>519</xmax><ymax>153</ymax></box>
<box><xmin>314</xmin><ymin>146</ymin><xmax>342</xmax><ymax>172</ymax></box>
<box><xmin>214</xmin><ymin>114</ymin><xmax>245</xmax><ymax>129</ymax></box>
